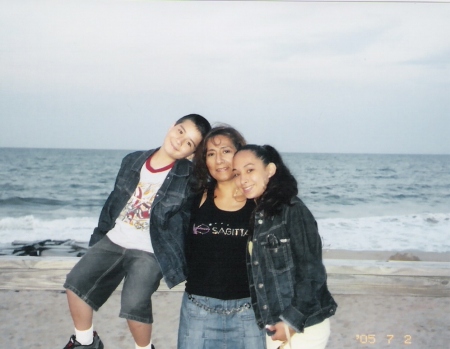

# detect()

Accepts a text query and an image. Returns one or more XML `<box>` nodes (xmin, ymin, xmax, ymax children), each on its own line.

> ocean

<box><xmin>0</xmin><ymin>148</ymin><xmax>449</xmax><ymax>252</ymax></box>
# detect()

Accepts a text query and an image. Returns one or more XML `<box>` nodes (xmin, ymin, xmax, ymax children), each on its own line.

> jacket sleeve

<box><xmin>88</xmin><ymin>195</ymin><xmax>114</xmax><ymax>246</ymax></box>
<box><xmin>88</xmin><ymin>154</ymin><xmax>132</xmax><ymax>247</ymax></box>
<box><xmin>179</xmin><ymin>184</ymin><xmax>196</xmax><ymax>238</ymax></box>
<box><xmin>279</xmin><ymin>201</ymin><xmax>327</xmax><ymax>332</ymax></box>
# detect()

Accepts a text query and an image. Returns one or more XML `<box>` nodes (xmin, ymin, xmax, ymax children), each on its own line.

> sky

<box><xmin>1</xmin><ymin>0</ymin><xmax>449</xmax><ymax>154</ymax></box>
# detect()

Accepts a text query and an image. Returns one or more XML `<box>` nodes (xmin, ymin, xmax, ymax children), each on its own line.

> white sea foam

<box><xmin>318</xmin><ymin>212</ymin><xmax>450</xmax><ymax>252</ymax></box>
<box><xmin>1</xmin><ymin>213</ymin><xmax>449</xmax><ymax>252</ymax></box>
<box><xmin>0</xmin><ymin>215</ymin><xmax>97</xmax><ymax>244</ymax></box>
<box><xmin>2</xmin><ymin>149</ymin><xmax>449</xmax><ymax>252</ymax></box>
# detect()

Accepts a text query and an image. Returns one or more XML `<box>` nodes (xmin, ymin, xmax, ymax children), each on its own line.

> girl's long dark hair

<box><xmin>236</xmin><ymin>144</ymin><xmax>298</xmax><ymax>218</ymax></box>
<box><xmin>191</xmin><ymin>124</ymin><xmax>246</xmax><ymax>194</ymax></box>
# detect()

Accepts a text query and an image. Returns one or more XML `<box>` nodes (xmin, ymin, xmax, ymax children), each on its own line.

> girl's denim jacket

<box><xmin>247</xmin><ymin>196</ymin><xmax>337</xmax><ymax>333</ymax></box>
<box><xmin>88</xmin><ymin>149</ymin><xmax>193</xmax><ymax>289</ymax></box>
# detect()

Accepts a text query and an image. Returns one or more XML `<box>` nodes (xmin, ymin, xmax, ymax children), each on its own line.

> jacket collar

<box><xmin>130</xmin><ymin>148</ymin><xmax>192</xmax><ymax>176</ymax></box>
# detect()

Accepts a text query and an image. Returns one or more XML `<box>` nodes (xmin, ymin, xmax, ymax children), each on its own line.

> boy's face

<box><xmin>162</xmin><ymin>120</ymin><xmax>203</xmax><ymax>160</ymax></box>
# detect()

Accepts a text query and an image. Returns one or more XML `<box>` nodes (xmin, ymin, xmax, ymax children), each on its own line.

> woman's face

<box><xmin>233</xmin><ymin>150</ymin><xmax>275</xmax><ymax>199</ymax></box>
<box><xmin>205</xmin><ymin>135</ymin><xmax>237</xmax><ymax>183</ymax></box>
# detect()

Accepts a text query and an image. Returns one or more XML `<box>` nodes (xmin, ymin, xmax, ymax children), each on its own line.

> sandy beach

<box><xmin>1</xmin><ymin>250</ymin><xmax>449</xmax><ymax>349</ymax></box>
<box><xmin>1</xmin><ymin>291</ymin><xmax>449</xmax><ymax>349</ymax></box>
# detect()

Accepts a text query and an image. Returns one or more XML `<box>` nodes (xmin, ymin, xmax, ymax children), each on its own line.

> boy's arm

<box><xmin>89</xmin><ymin>229</ymin><xmax>105</xmax><ymax>246</ymax></box>
<box><xmin>89</xmin><ymin>197</ymin><xmax>114</xmax><ymax>246</ymax></box>
<box><xmin>180</xmin><ymin>183</ymin><xmax>198</xmax><ymax>237</ymax></box>
<box><xmin>88</xmin><ymin>153</ymin><xmax>133</xmax><ymax>246</ymax></box>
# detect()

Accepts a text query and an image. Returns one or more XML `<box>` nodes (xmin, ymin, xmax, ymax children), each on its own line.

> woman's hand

<box><xmin>265</xmin><ymin>322</ymin><xmax>296</xmax><ymax>342</ymax></box>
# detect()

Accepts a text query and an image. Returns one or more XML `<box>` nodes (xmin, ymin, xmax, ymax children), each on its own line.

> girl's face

<box><xmin>233</xmin><ymin>150</ymin><xmax>276</xmax><ymax>199</ymax></box>
<box><xmin>205</xmin><ymin>135</ymin><xmax>237</xmax><ymax>183</ymax></box>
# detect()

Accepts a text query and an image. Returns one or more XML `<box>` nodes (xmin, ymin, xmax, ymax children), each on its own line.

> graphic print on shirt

<box><xmin>193</xmin><ymin>222</ymin><xmax>249</xmax><ymax>237</ymax></box>
<box><xmin>118</xmin><ymin>182</ymin><xmax>158</xmax><ymax>230</ymax></box>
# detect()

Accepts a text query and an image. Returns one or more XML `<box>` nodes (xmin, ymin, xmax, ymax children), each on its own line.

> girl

<box><xmin>177</xmin><ymin>127</ymin><xmax>266</xmax><ymax>349</ymax></box>
<box><xmin>233</xmin><ymin>144</ymin><xmax>337</xmax><ymax>349</ymax></box>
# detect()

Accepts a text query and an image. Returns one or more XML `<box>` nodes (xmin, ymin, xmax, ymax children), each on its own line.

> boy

<box><xmin>62</xmin><ymin>114</ymin><xmax>211</xmax><ymax>349</ymax></box>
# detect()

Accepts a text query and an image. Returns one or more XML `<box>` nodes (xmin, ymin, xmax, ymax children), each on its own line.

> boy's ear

<box><xmin>267</xmin><ymin>163</ymin><xmax>277</xmax><ymax>178</ymax></box>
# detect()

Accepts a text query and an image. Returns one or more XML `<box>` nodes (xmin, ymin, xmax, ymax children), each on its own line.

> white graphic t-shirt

<box><xmin>107</xmin><ymin>157</ymin><xmax>173</xmax><ymax>253</ymax></box>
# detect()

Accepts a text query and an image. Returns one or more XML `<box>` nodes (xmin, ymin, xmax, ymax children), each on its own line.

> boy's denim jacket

<box><xmin>247</xmin><ymin>196</ymin><xmax>337</xmax><ymax>333</ymax></box>
<box><xmin>89</xmin><ymin>149</ymin><xmax>193</xmax><ymax>289</ymax></box>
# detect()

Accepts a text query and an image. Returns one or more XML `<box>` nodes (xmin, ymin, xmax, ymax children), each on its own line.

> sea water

<box><xmin>0</xmin><ymin>148</ymin><xmax>449</xmax><ymax>252</ymax></box>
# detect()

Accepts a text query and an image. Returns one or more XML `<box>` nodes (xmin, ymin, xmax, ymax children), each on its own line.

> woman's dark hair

<box><xmin>235</xmin><ymin>144</ymin><xmax>298</xmax><ymax>218</ymax></box>
<box><xmin>191</xmin><ymin>124</ymin><xmax>246</xmax><ymax>193</ymax></box>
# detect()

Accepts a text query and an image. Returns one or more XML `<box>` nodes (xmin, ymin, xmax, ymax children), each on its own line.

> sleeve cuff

<box><xmin>279</xmin><ymin>305</ymin><xmax>307</xmax><ymax>333</ymax></box>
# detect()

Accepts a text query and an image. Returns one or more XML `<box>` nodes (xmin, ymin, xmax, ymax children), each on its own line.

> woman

<box><xmin>177</xmin><ymin>126</ymin><xmax>266</xmax><ymax>349</ymax></box>
<box><xmin>233</xmin><ymin>144</ymin><xmax>337</xmax><ymax>349</ymax></box>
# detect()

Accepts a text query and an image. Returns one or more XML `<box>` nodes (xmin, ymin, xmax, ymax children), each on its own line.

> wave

<box><xmin>0</xmin><ymin>197</ymin><xmax>68</xmax><ymax>207</ymax></box>
<box><xmin>318</xmin><ymin>212</ymin><xmax>450</xmax><ymax>253</ymax></box>
<box><xmin>0</xmin><ymin>196</ymin><xmax>104</xmax><ymax>210</ymax></box>
<box><xmin>0</xmin><ymin>213</ymin><xmax>448</xmax><ymax>253</ymax></box>
<box><xmin>0</xmin><ymin>215</ymin><xmax>97</xmax><ymax>243</ymax></box>
<box><xmin>378</xmin><ymin>167</ymin><xmax>396</xmax><ymax>172</ymax></box>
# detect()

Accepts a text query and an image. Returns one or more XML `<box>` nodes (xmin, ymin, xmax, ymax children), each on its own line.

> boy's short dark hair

<box><xmin>175</xmin><ymin>114</ymin><xmax>211</xmax><ymax>139</ymax></box>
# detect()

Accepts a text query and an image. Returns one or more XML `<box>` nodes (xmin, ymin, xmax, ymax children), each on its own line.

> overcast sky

<box><xmin>1</xmin><ymin>0</ymin><xmax>449</xmax><ymax>154</ymax></box>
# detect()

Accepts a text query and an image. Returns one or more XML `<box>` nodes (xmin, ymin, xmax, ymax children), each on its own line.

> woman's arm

<box><xmin>279</xmin><ymin>200</ymin><xmax>327</xmax><ymax>333</ymax></box>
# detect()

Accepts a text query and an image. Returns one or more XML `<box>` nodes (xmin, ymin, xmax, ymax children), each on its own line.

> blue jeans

<box><xmin>64</xmin><ymin>236</ymin><xmax>163</xmax><ymax>324</ymax></box>
<box><xmin>177</xmin><ymin>292</ymin><xmax>266</xmax><ymax>349</ymax></box>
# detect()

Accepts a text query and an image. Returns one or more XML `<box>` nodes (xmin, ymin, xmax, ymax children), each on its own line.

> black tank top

<box><xmin>185</xmin><ymin>188</ymin><xmax>255</xmax><ymax>300</ymax></box>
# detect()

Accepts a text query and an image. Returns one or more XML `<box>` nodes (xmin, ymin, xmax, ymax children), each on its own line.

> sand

<box><xmin>1</xmin><ymin>290</ymin><xmax>449</xmax><ymax>349</ymax></box>
<box><xmin>0</xmin><ymin>249</ymin><xmax>448</xmax><ymax>349</ymax></box>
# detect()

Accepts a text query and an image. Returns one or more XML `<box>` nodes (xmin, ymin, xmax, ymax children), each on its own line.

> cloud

<box><xmin>1</xmin><ymin>1</ymin><xmax>449</xmax><ymax>154</ymax></box>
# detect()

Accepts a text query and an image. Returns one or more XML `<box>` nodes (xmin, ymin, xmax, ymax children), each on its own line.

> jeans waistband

<box><xmin>187</xmin><ymin>293</ymin><xmax>251</xmax><ymax>315</ymax></box>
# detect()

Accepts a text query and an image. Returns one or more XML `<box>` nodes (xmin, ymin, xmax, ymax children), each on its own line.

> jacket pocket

<box><xmin>158</xmin><ymin>190</ymin><xmax>185</xmax><ymax>215</ymax></box>
<box><xmin>153</xmin><ymin>190</ymin><xmax>187</xmax><ymax>231</ymax></box>
<box><xmin>265</xmin><ymin>241</ymin><xmax>294</xmax><ymax>274</ymax></box>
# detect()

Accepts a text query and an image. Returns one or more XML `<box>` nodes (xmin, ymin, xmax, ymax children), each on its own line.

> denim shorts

<box><xmin>64</xmin><ymin>236</ymin><xmax>163</xmax><ymax>324</ymax></box>
<box><xmin>177</xmin><ymin>292</ymin><xmax>266</xmax><ymax>349</ymax></box>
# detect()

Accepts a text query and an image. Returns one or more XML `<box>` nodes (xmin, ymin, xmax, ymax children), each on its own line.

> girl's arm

<box><xmin>279</xmin><ymin>200</ymin><xmax>328</xmax><ymax>333</ymax></box>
